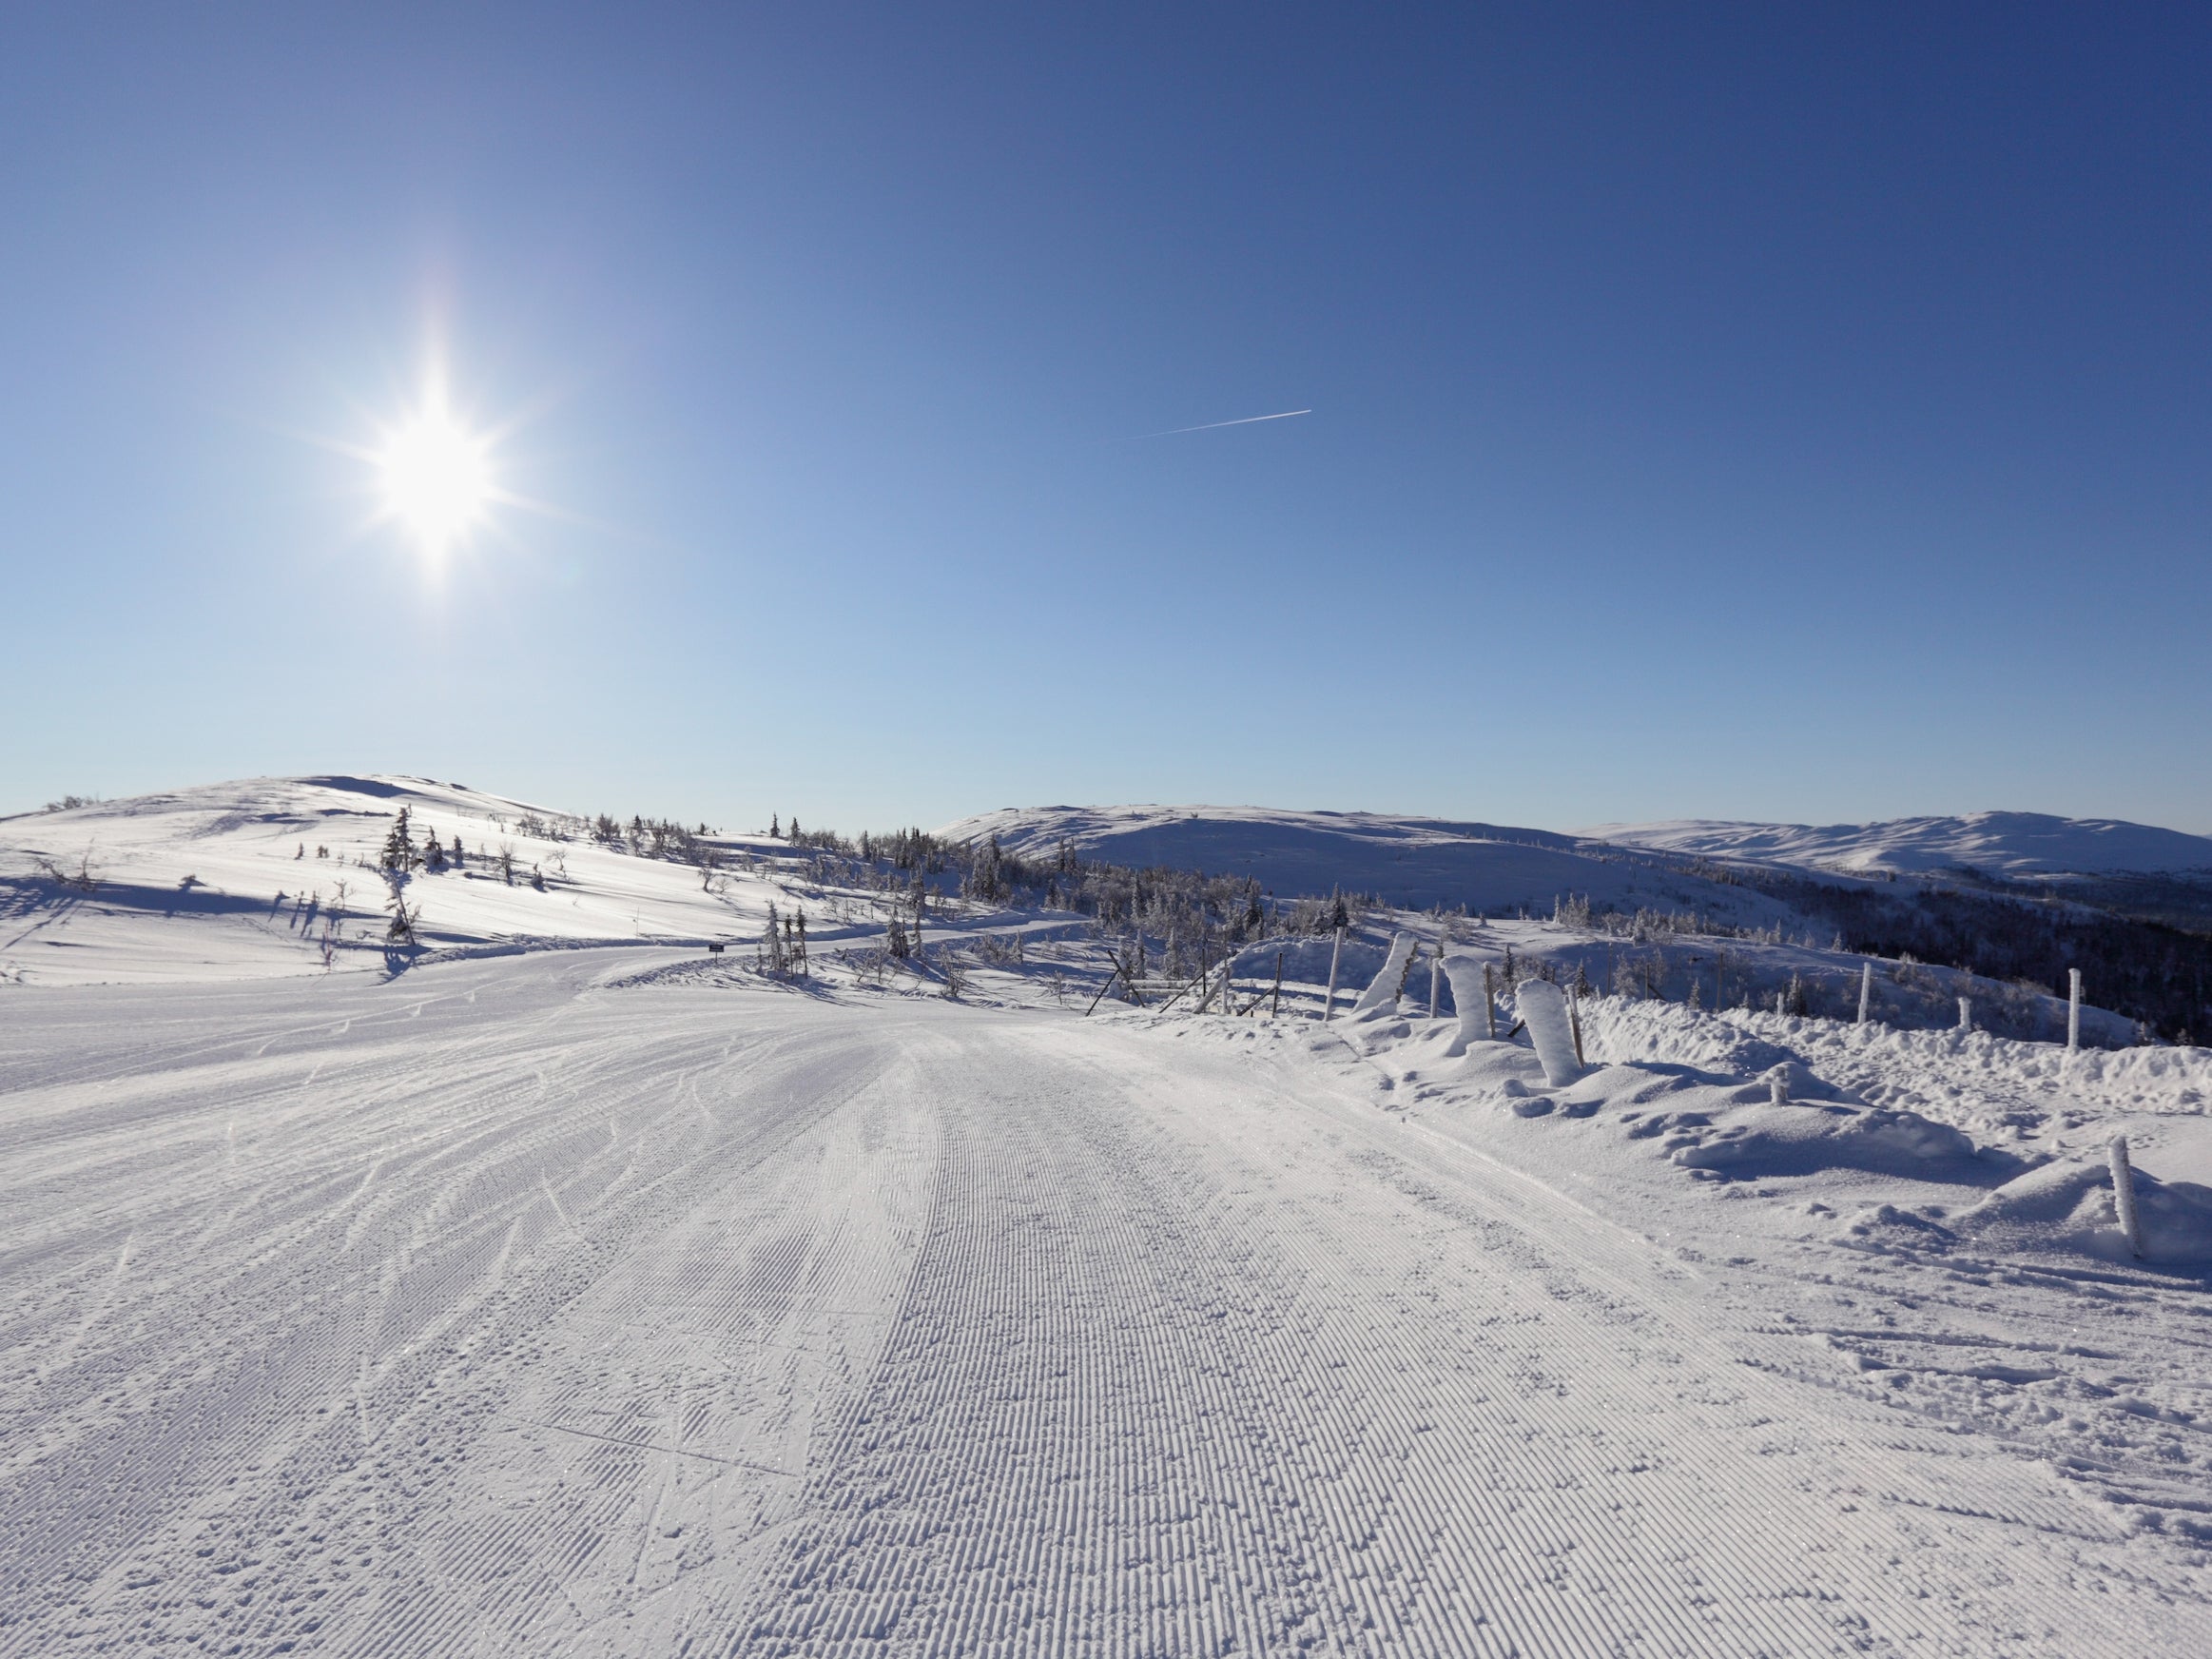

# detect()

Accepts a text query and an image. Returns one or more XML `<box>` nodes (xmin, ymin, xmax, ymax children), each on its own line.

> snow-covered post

<box><xmin>1323</xmin><ymin>926</ymin><xmax>1344</xmax><ymax>1021</ymax></box>
<box><xmin>1271</xmin><ymin>950</ymin><xmax>1284</xmax><ymax>1019</ymax></box>
<box><xmin>1568</xmin><ymin>986</ymin><xmax>1585</xmax><ymax>1067</ymax></box>
<box><xmin>1957</xmin><ymin>996</ymin><xmax>1972</xmax><ymax>1033</ymax></box>
<box><xmin>2068</xmin><ymin>968</ymin><xmax>2083</xmax><ymax>1052</ymax></box>
<box><xmin>1442</xmin><ymin>955</ymin><xmax>1492</xmax><ymax>1055</ymax></box>
<box><xmin>1516</xmin><ymin>980</ymin><xmax>1583</xmax><ymax>1086</ymax></box>
<box><xmin>1354</xmin><ymin>932</ymin><xmax>1418</xmax><ymax>1016</ymax></box>
<box><xmin>2109</xmin><ymin>1136</ymin><xmax>2143</xmax><ymax>1258</ymax></box>
<box><xmin>1428</xmin><ymin>946</ymin><xmax>1442</xmax><ymax>1020</ymax></box>
<box><xmin>1857</xmin><ymin>962</ymin><xmax>1872</xmax><ymax>1026</ymax></box>
<box><xmin>1769</xmin><ymin>1065</ymin><xmax>1788</xmax><ymax>1106</ymax></box>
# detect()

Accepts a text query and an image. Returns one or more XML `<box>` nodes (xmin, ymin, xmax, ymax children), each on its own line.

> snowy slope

<box><xmin>940</xmin><ymin>802</ymin><xmax>1802</xmax><ymax>923</ymax></box>
<box><xmin>2</xmin><ymin>775</ymin><xmax>830</xmax><ymax>986</ymax></box>
<box><xmin>1588</xmin><ymin>810</ymin><xmax>2212</xmax><ymax>877</ymax></box>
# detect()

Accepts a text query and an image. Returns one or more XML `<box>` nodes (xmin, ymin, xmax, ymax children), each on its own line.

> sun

<box><xmin>377</xmin><ymin>390</ymin><xmax>494</xmax><ymax>556</ymax></box>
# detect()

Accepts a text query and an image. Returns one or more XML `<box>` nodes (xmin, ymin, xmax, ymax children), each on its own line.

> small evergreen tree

<box><xmin>379</xmin><ymin>808</ymin><xmax>417</xmax><ymax>873</ymax></box>
<box><xmin>383</xmin><ymin>879</ymin><xmax>418</xmax><ymax>945</ymax></box>
<box><xmin>422</xmin><ymin>830</ymin><xmax>447</xmax><ymax>872</ymax></box>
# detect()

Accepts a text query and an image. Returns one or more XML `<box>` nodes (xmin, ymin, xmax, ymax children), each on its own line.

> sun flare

<box><xmin>378</xmin><ymin>396</ymin><xmax>493</xmax><ymax>555</ymax></box>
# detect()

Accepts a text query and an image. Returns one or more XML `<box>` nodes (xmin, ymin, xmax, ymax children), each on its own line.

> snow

<box><xmin>1588</xmin><ymin>809</ymin><xmax>2212</xmax><ymax>877</ymax></box>
<box><xmin>9</xmin><ymin>779</ymin><xmax>2212</xmax><ymax>1652</ymax></box>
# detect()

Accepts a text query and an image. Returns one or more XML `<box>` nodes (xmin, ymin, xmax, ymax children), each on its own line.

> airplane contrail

<box><xmin>1124</xmin><ymin>408</ymin><xmax>1311</xmax><ymax>440</ymax></box>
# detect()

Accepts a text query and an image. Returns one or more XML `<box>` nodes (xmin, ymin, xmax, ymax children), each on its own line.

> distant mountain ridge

<box><xmin>939</xmin><ymin>804</ymin><xmax>2212</xmax><ymax>910</ymax></box>
<box><xmin>1585</xmin><ymin>811</ymin><xmax>2212</xmax><ymax>879</ymax></box>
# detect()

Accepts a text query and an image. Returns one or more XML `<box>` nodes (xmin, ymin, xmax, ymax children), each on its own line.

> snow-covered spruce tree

<box><xmin>422</xmin><ymin>830</ymin><xmax>447</xmax><ymax>872</ymax></box>
<box><xmin>966</xmin><ymin>834</ymin><xmax>1007</xmax><ymax>903</ymax></box>
<box><xmin>449</xmin><ymin>833</ymin><xmax>465</xmax><ymax>868</ymax></box>
<box><xmin>758</xmin><ymin>902</ymin><xmax>787</xmax><ymax>975</ymax></box>
<box><xmin>378</xmin><ymin>808</ymin><xmax>417</xmax><ymax>873</ymax></box>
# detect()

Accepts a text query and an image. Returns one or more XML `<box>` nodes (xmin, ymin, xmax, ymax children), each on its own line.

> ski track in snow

<box><xmin>3</xmin><ymin>951</ymin><xmax>2207</xmax><ymax>1655</ymax></box>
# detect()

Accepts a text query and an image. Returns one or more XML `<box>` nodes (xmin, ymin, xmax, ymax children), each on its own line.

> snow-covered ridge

<box><xmin>937</xmin><ymin>802</ymin><xmax>1798</xmax><ymax>923</ymax></box>
<box><xmin>1586</xmin><ymin>810</ymin><xmax>2212</xmax><ymax>878</ymax></box>
<box><xmin>946</xmin><ymin>801</ymin><xmax>2212</xmax><ymax>910</ymax></box>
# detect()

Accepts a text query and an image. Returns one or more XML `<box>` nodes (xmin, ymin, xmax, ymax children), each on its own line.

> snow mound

<box><xmin>1435</xmin><ymin>1007</ymin><xmax>1980</xmax><ymax>1181</ymax></box>
<box><xmin>1667</xmin><ymin>1100</ymin><xmax>1978</xmax><ymax>1178</ymax></box>
<box><xmin>1955</xmin><ymin>1158</ymin><xmax>2212</xmax><ymax>1264</ymax></box>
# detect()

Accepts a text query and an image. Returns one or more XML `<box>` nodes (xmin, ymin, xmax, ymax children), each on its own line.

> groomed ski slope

<box><xmin>8</xmin><ymin>952</ymin><xmax>2209</xmax><ymax>1656</ymax></box>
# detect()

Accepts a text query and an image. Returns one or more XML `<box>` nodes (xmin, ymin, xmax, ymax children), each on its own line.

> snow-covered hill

<box><xmin>0</xmin><ymin>775</ymin><xmax>980</xmax><ymax>986</ymax></box>
<box><xmin>1588</xmin><ymin>810</ymin><xmax>2212</xmax><ymax>878</ymax></box>
<box><xmin>938</xmin><ymin>802</ymin><xmax>1803</xmax><ymax>924</ymax></box>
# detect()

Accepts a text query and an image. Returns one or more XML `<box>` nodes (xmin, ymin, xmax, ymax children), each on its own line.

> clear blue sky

<box><xmin>6</xmin><ymin>5</ymin><xmax>2207</xmax><ymax>834</ymax></box>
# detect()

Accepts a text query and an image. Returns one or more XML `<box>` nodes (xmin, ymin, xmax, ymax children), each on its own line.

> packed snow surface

<box><xmin>9</xmin><ymin>947</ymin><xmax>2212</xmax><ymax>1655</ymax></box>
<box><xmin>1587</xmin><ymin>810</ymin><xmax>2212</xmax><ymax>878</ymax></box>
